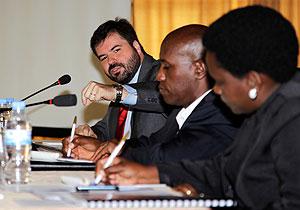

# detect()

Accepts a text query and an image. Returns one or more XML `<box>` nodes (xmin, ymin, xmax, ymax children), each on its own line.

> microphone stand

<box><xmin>0</xmin><ymin>101</ymin><xmax>48</xmax><ymax>113</ymax></box>
<box><xmin>21</xmin><ymin>83</ymin><xmax>57</xmax><ymax>101</ymax></box>
<box><xmin>25</xmin><ymin>100</ymin><xmax>49</xmax><ymax>107</ymax></box>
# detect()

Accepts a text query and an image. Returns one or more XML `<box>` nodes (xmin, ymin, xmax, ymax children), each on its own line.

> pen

<box><xmin>67</xmin><ymin>116</ymin><xmax>77</xmax><ymax>157</ymax></box>
<box><xmin>94</xmin><ymin>132</ymin><xmax>129</xmax><ymax>184</ymax></box>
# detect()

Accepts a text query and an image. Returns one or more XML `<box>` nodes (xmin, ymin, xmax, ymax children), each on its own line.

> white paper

<box><xmin>31</xmin><ymin>151</ymin><xmax>61</xmax><ymax>162</ymax></box>
<box><xmin>31</xmin><ymin>151</ymin><xmax>93</xmax><ymax>163</ymax></box>
<box><xmin>56</xmin><ymin>157</ymin><xmax>93</xmax><ymax>163</ymax></box>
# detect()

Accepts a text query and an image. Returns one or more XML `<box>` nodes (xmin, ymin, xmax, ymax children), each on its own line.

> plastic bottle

<box><xmin>0</xmin><ymin>98</ymin><xmax>14</xmax><ymax>184</ymax></box>
<box><xmin>0</xmin><ymin>99</ymin><xmax>9</xmax><ymax>175</ymax></box>
<box><xmin>4</xmin><ymin>101</ymin><xmax>32</xmax><ymax>184</ymax></box>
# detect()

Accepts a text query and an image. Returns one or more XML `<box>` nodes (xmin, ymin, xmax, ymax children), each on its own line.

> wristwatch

<box><xmin>114</xmin><ymin>84</ymin><xmax>123</xmax><ymax>103</ymax></box>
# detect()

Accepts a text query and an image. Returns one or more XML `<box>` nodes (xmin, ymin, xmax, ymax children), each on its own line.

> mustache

<box><xmin>158</xmin><ymin>83</ymin><xmax>165</xmax><ymax>91</ymax></box>
<box><xmin>109</xmin><ymin>63</ymin><xmax>125</xmax><ymax>72</ymax></box>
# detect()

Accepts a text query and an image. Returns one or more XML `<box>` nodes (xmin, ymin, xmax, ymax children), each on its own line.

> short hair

<box><xmin>203</xmin><ymin>5</ymin><xmax>299</xmax><ymax>83</ymax></box>
<box><xmin>90</xmin><ymin>18</ymin><xmax>145</xmax><ymax>56</ymax></box>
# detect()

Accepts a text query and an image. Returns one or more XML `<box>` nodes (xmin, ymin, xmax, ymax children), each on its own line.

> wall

<box><xmin>0</xmin><ymin>0</ymin><xmax>131</xmax><ymax>128</ymax></box>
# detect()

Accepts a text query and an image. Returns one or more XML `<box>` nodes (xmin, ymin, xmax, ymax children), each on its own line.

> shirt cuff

<box><xmin>122</xmin><ymin>85</ymin><xmax>137</xmax><ymax>105</ymax></box>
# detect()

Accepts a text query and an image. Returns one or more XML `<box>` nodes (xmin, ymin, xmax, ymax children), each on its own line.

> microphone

<box><xmin>21</xmin><ymin>74</ymin><xmax>72</xmax><ymax>101</ymax></box>
<box><xmin>26</xmin><ymin>94</ymin><xmax>77</xmax><ymax>107</ymax></box>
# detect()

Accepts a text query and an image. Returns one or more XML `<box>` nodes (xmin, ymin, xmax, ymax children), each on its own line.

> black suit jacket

<box><xmin>91</xmin><ymin>54</ymin><xmax>169</xmax><ymax>140</ymax></box>
<box><xmin>122</xmin><ymin>92</ymin><xmax>241</xmax><ymax>164</ymax></box>
<box><xmin>158</xmin><ymin>73</ymin><xmax>300</xmax><ymax>210</ymax></box>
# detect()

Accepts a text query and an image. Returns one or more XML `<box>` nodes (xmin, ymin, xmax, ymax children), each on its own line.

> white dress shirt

<box><xmin>121</xmin><ymin>65</ymin><xmax>142</xmax><ymax>139</ymax></box>
<box><xmin>176</xmin><ymin>90</ymin><xmax>212</xmax><ymax>129</ymax></box>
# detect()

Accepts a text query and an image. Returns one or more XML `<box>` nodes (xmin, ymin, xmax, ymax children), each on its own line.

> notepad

<box><xmin>31</xmin><ymin>151</ymin><xmax>61</xmax><ymax>162</ymax></box>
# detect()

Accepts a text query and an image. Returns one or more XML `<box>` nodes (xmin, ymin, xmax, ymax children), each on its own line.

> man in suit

<box><xmin>62</xmin><ymin>18</ymin><xmax>169</xmax><ymax>158</ymax></box>
<box><xmin>89</xmin><ymin>24</ymin><xmax>241</xmax><ymax>169</ymax></box>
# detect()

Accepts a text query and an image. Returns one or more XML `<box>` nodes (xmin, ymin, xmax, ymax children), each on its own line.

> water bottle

<box><xmin>0</xmin><ymin>98</ymin><xmax>14</xmax><ymax>161</ymax></box>
<box><xmin>0</xmin><ymin>99</ymin><xmax>9</xmax><ymax>173</ymax></box>
<box><xmin>4</xmin><ymin>101</ymin><xmax>32</xmax><ymax>184</ymax></box>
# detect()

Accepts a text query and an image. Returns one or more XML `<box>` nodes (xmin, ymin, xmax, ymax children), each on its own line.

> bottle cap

<box><xmin>0</xmin><ymin>99</ymin><xmax>7</xmax><ymax>105</ymax></box>
<box><xmin>12</xmin><ymin>101</ymin><xmax>26</xmax><ymax>110</ymax></box>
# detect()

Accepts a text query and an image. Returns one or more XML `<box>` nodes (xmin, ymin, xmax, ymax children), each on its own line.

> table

<box><xmin>0</xmin><ymin>171</ymin><xmax>211</xmax><ymax>210</ymax></box>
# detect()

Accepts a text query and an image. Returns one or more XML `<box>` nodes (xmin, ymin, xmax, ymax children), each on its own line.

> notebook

<box><xmin>72</xmin><ymin>184</ymin><xmax>237</xmax><ymax>208</ymax></box>
<box><xmin>31</xmin><ymin>151</ymin><xmax>95</xmax><ymax>171</ymax></box>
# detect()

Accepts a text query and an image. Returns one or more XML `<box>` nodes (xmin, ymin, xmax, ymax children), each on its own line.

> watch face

<box><xmin>114</xmin><ymin>85</ymin><xmax>123</xmax><ymax>103</ymax></box>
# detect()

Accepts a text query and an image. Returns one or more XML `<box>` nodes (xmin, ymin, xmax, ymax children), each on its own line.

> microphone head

<box><xmin>58</xmin><ymin>74</ymin><xmax>71</xmax><ymax>85</ymax></box>
<box><xmin>52</xmin><ymin>94</ymin><xmax>77</xmax><ymax>106</ymax></box>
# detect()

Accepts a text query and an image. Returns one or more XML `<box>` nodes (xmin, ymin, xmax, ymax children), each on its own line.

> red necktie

<box><xmin>115</xmin><ymin>106</ymin><xmax>129</xmax><ymax>140</ymax></box>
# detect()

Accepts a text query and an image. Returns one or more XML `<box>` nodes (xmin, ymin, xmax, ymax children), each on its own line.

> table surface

<box><xmin>0</xmin><ymin>171</ymin><xmax>211</xmax><ymax>210</ymax></box>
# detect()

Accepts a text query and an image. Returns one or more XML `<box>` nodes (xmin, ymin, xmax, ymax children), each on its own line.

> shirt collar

<box><xmin>176</xmin><ymin>89</ymin><xmax>212</xmax><ymax>129</ymax></box>
<box><xmin>129</xmin><ymin>64</ymin><xmax>142</xmax><ymax>84</ymax></box>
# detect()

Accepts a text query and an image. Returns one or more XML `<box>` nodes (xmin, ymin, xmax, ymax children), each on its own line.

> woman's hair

<box><xmin>90</xmin><ymin>18</ymin><xmax>145</xmax><ymax>56</ymax></box>
<box><xmin>203</xmin><ymin>5</ymin><xmax>299</xmax><ymax>83</ymax></box>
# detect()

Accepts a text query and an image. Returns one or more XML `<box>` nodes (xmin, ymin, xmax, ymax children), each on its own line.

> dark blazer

<box><xmin>91</xmin><ymin>54</ymin><xmax>169</xmax><ymax>140</ymax></box>
<box><xmin>158</xmin><ymin>73</ymin><xmax>300</xmax><ymax>210</ymax></box>
<box><xmin>122</xmin><ymin>92</ymin><xmax>241</xmax><ymax>164</ymax></box>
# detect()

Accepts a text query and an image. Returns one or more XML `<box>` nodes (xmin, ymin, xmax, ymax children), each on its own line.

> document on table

<box><xmin>31</xmin><ymin>151</ymin><xmax>93</xmax><ymax>163</ymax></box>
<box><xmin>32</xmin><ymin>141</ymin><xmax>62</xmax><ymax>153</ymax></box>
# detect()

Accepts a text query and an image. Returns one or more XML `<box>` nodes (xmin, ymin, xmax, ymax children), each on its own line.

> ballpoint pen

<box><xmin>67</xmin><ymin>116</ymin><xmax>77</xmax><ymax>157</ymax></box>
<box><xmin>94</xmin><ymin>131</ymin><xmax>129</xmax><ymax>184</ymax></box>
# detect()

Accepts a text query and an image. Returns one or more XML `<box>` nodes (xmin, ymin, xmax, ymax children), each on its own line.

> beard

<box><xmin>108</xmin><ymin>50</ymin><xmax>141</xmax><ymax>84</ymax></box>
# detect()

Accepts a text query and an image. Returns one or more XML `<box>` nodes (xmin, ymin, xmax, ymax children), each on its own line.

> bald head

<box><xmin>157</xmin><ymin>24</ymin><xmax>210</xmax><ymax>108</ymax></box>
<box><xmin>160</xmin><ymin>24</ymin><xmax>207</xmax><ymax>61</ymax></box>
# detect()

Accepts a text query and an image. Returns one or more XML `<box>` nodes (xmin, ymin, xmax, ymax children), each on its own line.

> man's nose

<box><xmin>107</xmin><ymin>54</ymin><xmax>117</xmax><ymax>65</ymax></box>
<box><xmin>156</xmin><ymin>68</ymin><xmax>166</xmax><ymax>81</ymax></box>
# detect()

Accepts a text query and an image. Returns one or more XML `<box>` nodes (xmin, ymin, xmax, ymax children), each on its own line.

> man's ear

<box><xmin>194</xmin><ymin>60</ymin><xmax>207</xmax><ymax>80</ymax></box>
<box><xmin>133</xmin><ymin>40</ymin><xmax>143</xmax><ymax>55</ymax></box>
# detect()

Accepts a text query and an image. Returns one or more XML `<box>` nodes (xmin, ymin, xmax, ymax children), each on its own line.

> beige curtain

<box><xmin>132</xmin><ymin>0</ymin><xmax>300</xmax><ymax>66</ymax></box>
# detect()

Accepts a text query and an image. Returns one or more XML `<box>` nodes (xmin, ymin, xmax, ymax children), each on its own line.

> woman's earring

<box><xmin>248</xmin><ymin>88</ymin><xmax>257</xmax><ymax>100</ymax></box>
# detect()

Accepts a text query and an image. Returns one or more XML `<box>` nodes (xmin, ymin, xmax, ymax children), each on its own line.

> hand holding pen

<box><xmin>67</xmin><ymin>116</ymin><xmax>77</xmax><ymax>157</ymax></box>
<box><xmin>94</xmin><ymin>132</ymin><xmax>129</xmax><ymax>184</ymax></box>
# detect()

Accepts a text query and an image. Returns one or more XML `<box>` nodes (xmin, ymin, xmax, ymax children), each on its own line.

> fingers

<box><xmin>75</xmin><ymin>124</ymin><xmax>97</xmax><ymax>138</ymax></box>
<box><xmin>173</xmin><ymin>183</ymin><xmax>199</xmax><ymax>197</ymax></box>
<box><xmin>81</xmin><ymin>81</ymin><xmax>97</xmax><ymax>106</ymax></box>
<box><xmin>82</xmin><ymin>82</ymin><xmax>117</xmax><ymax>106</ymax></box>
<box><xmin>72</xmin><ymin>135</ymin><xmax>101</xmax><ymax>151</ymax></box>
<box><xmin>95</xmin><ymin>158</ymin><xmax>107</xmax><ymax>176</ymax></box>
<box><xmin>62</xmin><ymin>135</ymin><xmax>79</xmax><ymax>157</ymax></box>
<box><xmin>75</xmin><ymin>145</ymin><xmax>95</xmax><ymax>160</ymax></box>
<box><xmin>95</xmin><ymin>158</ymin><xmax>144</xmax><ymax>185</ymax></box>
<box><xmin>95</xmin><ymin>157</ymin><xmax>121</xmax><ymax>175</ymax></box>
<box><xmin>90</xmin><ymin>142</ymin><xmax>116</xmax><ymax>162</ymax></box>
<box><xmin>106</xmin><ymin>173</ymin><xmax>132</xmax><ymax>185</ymax></box>
<box><xmin>62</xmin><ymin>136</ymin><xmax>70</xmax><ymax>156</ymax></box>
<box><xmin>91</xmin><ymin>150</ymin><xmax>109</xmax><ymax>162</ymax></box>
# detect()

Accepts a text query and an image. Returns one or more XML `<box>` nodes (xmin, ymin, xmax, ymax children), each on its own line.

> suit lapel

<box><xmin>130</xmin><ymin>54</ymin><xmax>160</xmax><ymax>132</ymax></box>
<box><xmin>159</xmin><ymin>109</ymin><xmax>180</xmax><ymax>142</ymax></box>
<box><xmin>137</xmin><ymin>54</ymin><xmax>160</xmax><ymax>83</ymax></box>
<box><xmin>180</xmin><ymin>92</ymin><xmax>215</xmax><ymax>130</ymax></box>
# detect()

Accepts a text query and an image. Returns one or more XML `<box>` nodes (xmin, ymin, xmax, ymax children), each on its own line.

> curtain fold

<box><xmin>132</xmin><ymin>0</ymin><xmax>300</xmax><ymax>66</ymax></box>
